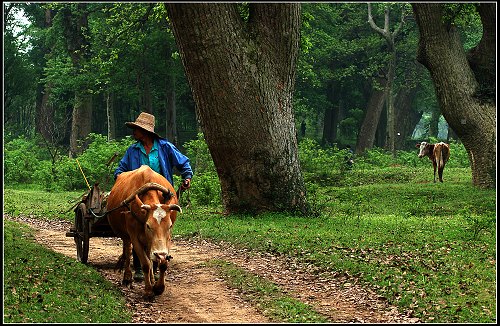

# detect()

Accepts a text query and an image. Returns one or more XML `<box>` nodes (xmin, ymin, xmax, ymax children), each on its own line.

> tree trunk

<box><xmin>35</xmin><ymin>8</ymin><xmax>54</xmax><ymax>142</ymax></box>
<box><xmin>367</xmin><ymin>3</ymin><xmax>406</xmax><ymax>157</ymax></box>
<box><xmin>322</xmin><ymin>82</ymin><xmax>340</xmax><ymax>145</ymax></box>
<box><xmin>384</xmin><ymin>52</ymin><xmax>396</xmax><ymax>156</ymax></box>
<box><xmin>106</xmin><ymin>90</ymin><xmax>115</xmax><ymax>141</ymax></box>
<box><xmin>412</xmin><ymin>3</ymin><xmax>496</xmax><ymax>188</ymax></box>
<box><xmin>166</xmin><ymin>3</ymin><xmax>307</xmax><ymax>214</ymax></box>
<box><xmin>166</xmin><ymin>74</ymin><xmax>178</xmax><ymax>144</ymax></box>
<box><xmin>394</xmin><ymin>85</ymin><xmax>419</xmax><ymax>150</ymax></box>
<box><xmin>69</xmin><ymin>93</ymin><xmax>93</xmax><ymax>157</ymax></box>
<box><xmin>355</xmin><ymin>77</ymin><xmax>387</xmax><ymax>154</ymax></box>
<box><xmin>61</xmin><ymin>4</ymin><xmax>93</xmax><ymax>157</ymax></box>
<box><xmin>428</xmin><ymin>107</ymin><xmax>440</xmax><ymax>139</ymax></box>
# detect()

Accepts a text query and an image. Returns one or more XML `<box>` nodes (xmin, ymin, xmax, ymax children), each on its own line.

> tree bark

<box><xmin>35</xmin><ymin>8</ymin><xmax>54</xmax><ymax>142</ymax></box>
<box><xmin>355</xmin><ymin>76</ymin><xmax>387</xmax><ymax>154</ymax></box>
<box><xmin>428</xmin><ymin>107</ymin><xmax>440</xmax><ymax>139</ymax></box>
<box><xmin>367</xmin><ymin>3</ymin><xmax>406</xmax><ymax>157</ymax></box>
<box><xmin>61</xmin><ymin>4</ymin><xmax>93</xmax><ymax>157</ymax></box>
<box><xmin>106</xmin><ymin>90</ymin><xmax>115</xmax><ymax>141</ymax></box>
<box><xmin>412</xmin><ymin>3</ymin><xmax>496</xmax><ymax>188</ymax></box>
<box><xmin>166</xmin><ymin>3</ymin><xmax>307</xmax><ymax>214</ymax></box>
<box><xmin>394</xmin><ymin>85</ymin><xmax>420</xmax><ymax>150</ymax></box>
<box><xmin>166</xmin><ymin>74</ymin><xmax>178</xmax><ymax>144</ymax></box>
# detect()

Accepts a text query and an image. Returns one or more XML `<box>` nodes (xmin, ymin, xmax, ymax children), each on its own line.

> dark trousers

<box><xmin>133</xmin><ymin>249</ymin><xmax>157</xmax><ymax>273</ymax></box>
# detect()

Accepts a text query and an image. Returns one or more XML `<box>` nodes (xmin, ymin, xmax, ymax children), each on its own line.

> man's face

<box><xmin>132</xmin><ymin>128</ymin><xmax>147</xmax><ymax>141</ymax></box>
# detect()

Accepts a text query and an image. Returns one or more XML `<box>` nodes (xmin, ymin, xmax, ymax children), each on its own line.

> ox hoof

<box><xmin>122</xmin><ymin>279</ymin><xmax>133</xmax><ymax>287</ymax></box>
<box><xmin>143</xmin><ymin>292</ymin><xmax>155</xmax><ymax>301</ymax></box>
<box><xmin>153</xmin><ymin>283</ymin><xmax>165</xmax><ymax>296</ymax></box>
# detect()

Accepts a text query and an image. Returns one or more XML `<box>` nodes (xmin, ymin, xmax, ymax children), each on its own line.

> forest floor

<box><xmin>8</xmin><ymin>215</ymin><xmax>420</xmax><ymax>323</ymax></box>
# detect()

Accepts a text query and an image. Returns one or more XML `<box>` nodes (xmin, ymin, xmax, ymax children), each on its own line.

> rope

<box><xmin>76</xmin><ymin>158</ymin><xmax>91</xmax><ymax>191</ymax></box>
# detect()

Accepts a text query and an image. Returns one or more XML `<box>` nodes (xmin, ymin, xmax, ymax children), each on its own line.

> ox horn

<box><xmin>167</xmin><ymin>204</ymin><xmax>182</xmax><ymax>213</ymax></box>
<box><xmin>122</xmin><ymin>182</ymin><xmax>174</xmax><ymax>206</ymax></box>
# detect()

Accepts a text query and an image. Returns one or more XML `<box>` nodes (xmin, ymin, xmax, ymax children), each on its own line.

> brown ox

<box><xmin>106</xmin><ymin>165</ymin><xmax>181</xmax><ymax>299</ymax></box>
<box><xmin>416</xmin><ymin>141</ymin><xmax>450</xmax><ymax>183</ymax></box>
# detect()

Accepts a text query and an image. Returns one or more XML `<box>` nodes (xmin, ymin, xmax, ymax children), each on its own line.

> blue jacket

<box><xmin>114</xmin><ymin>138</ymin><xmax>193</xmax><ymax>187</ymax></box>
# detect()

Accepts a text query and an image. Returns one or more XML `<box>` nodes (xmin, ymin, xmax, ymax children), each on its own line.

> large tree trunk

<box><xmin>355</xmin><ymin>77</ymin><xmax>387</xmax><ymax>154</ymax></box>
<box><xmin>35</xmin><ymin>8</ymin><xmax>54</xmax><ymax>142</ymax></box>
<box><xmin>322</xmin><ymin>82</ymin><xmax>340</xmax><ymax>145</ymax></box>
<box><xmin>165</xmin><ymin>74</ymin><xmax>178</xmax><ymax>144</ymax></box>
<box><xmin>394</xmin><ymin>85</ymin><xmax>420</xmax><ymax>150</ymax></box>
<box><xmin>166</xmin><ymin>3</ymin><xmax>307</xmax><ymax>214</ymax></box>
<box><xmin>412</xmin><ymin>4</ymin><xmax>496</xmax><ymax>188</ymax></box>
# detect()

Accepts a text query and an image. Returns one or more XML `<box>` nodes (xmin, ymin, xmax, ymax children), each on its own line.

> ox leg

<box><xmin>153</xmin><ymin>261</ymin><xmax>168</xmax><ymax>296</ymax></box>
<box><xmin>438</xmin><ymin>167</ymin><xmax>444</xmax><ymax>182</ymax></box>
<box><xmin>121</xmin><ymin>240</ymin><xmax>133</xmax><ymax>286</ymax></box>
<box><xmin>132</xmin><ymin>242</ymin><xmax>155</xmax><ymax>300</ymax></box>
<box><xmin>432</xmin><ymin>162</ymin><xmax>437</xmax><ymax>183</ymax></box>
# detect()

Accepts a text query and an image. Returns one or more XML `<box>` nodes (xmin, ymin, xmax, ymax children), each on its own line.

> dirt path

<box><xmin>7</xmin><ymin>215</ymin><xmax>419</xmax><ymax>323</ymax></box>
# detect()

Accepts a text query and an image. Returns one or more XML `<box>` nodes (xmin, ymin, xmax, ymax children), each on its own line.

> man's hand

<box><xmin>181</xmin><ymin>178</ymin><xmax>191</xmax><ymax>189</ymax></box>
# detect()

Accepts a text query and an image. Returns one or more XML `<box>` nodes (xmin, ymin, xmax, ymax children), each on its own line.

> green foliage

<box><xmin>4</xmin><ymin>134</ymin><xmax>134</xmax><ymax>191</ymax></box>
<box><xmin>298</xmin><ymin>138</ymin><xmax>471</xmax><ymax>187</ymax></box>
<box><xmin>3</xmin><ymin>220</ymin><xmax>132</xmax><ymax>323</ymax></box>
<box><xmin>4</xmin><ymin>156</ymin><xmax>495</xmax><ymax>323</ymax></box>
<box><xmin>171</xmin><ymin>178</ymin><xmax>495</xmax><ymax>323</ymax></box>
<box><xmin>4</xmin><ymin>135</ymin><xmax>48</xmax><ymax>185</ymax></box>
<box><xmin>76</xmin><ymin>133</ymin><xmax>135</xmax><ymax>191</ymax></box>
<box><xmin>183</xmin><ymin>133</ymin><xmax>221</xmax><ymax>207</ymax></box>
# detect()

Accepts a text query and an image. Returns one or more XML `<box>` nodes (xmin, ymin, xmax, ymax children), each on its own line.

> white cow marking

<box><xmin>153</xmin><ymin>204</ymin><xmax>167</xmax><ymax>224</ymax></box>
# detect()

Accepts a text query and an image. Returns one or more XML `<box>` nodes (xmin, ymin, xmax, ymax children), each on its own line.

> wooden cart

<box><xmin>65</xmin><ymin>183</ymin><xmax>116</xmax><ymax>264</ymax></box>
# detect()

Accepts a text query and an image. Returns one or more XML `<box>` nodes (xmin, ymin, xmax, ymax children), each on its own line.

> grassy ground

<box><xmin>3</xmin><ymin>220</ymin><xmax>132</xmax><ymax>323</ymax></box>
<box><xmin>3</xmin><ymin>166</ymin><xmax>496</xmax><ymax>323</ymax></box>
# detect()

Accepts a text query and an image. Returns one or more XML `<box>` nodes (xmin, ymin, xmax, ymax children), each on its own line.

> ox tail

<box><xmin>439</xmin><ymin>146</ymin><xmax>445</xmax><ymax>170</ymax></box>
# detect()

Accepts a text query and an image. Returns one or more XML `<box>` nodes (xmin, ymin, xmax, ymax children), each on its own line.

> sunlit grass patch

<box><xmin>3</xmin><ymin>220</ymin><xmax>131</xmax><ymax>323</ymax></box>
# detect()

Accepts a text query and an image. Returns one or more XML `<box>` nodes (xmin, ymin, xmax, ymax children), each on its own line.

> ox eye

<box><xmin>146</xmin><ymin>223</ymin><xmax>152</xmax><ymax>230</ymax></box>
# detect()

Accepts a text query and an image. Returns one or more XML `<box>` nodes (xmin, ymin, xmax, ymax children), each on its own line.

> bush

<box><xmin>4</xmin><ymin>136</ymin><xmax>50</xmax><ymax>185</ymax></box>
<box><xmin>4</xmin><ymin>134</ymin><xmax>134</xmax><ymax>191</ymax></box>
<box><xmin>183</xmin><ymin>133</ymin><xmax>221</xmax><ymax>207</ymax></box>
<box><xmin>75</xmin><ymin>133</ymin><xmax>135</xmax><ymax>191</ymax></box>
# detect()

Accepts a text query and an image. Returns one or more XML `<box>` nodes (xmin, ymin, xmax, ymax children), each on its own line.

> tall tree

<box><xmin>166</xmin><ymin>3</ymin><xmax>307</xmax><ymax>214</ymax></box>
<box><xmin>59</xmin><ymin>3</ymin><xmax>93</xmax><ymax>157</ymax></box>
<box><xmin>412</xmin><ymin>3</ymin><xmax>496</xmax><ymax>188</ymax></box>
<box><xmin>355</xmin><ymin>76</ymin><xmax>386</xmax><ymax>154</ymax></box>
<box><xmin>367</xmin><ymin>3</ymin><xmax>407</xmax><ymax>156</ymax></box>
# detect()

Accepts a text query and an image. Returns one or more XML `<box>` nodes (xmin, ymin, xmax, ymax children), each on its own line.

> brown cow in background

<box><xmin>416</xmin><ymin>142</ymin><xmax>451</xmax><ymax>183</ymax></box>
<box><xmin>106</xmin><ymin>165</ymin><xmax>181</xmax><ymax>300</ymax></box>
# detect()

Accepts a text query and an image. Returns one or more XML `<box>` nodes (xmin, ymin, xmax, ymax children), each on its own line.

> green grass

<box><xmin>206</xmin><ymin>260</ymin><xmax>329</xmax><ymax>323</ymax></box>
<box><xmin>3</xmin><ymin>188</ymin><xmax>83</xmax><ymax>221</ymax></box>
<box><xmin>3</xmin><ymin>166</ymin><xmax>496</xmax><ymax>323</ymax></box>
<box><xmin>3</xmin><ymin>220</ymin><xmax>132</xmax><ymax>323</ymax></box>
<box><xmin>172</xmin><ymin>168</ymin><xmax>496</xmax><ymax>323</ymax></box>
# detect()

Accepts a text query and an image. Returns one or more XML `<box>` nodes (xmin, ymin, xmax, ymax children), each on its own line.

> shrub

<box><xmin>4</xmin><ymin>136</ymin><xmax>50</xmax><ymax>185</ymax></box>
<box><xmin>75</xmin><ymin>133</ymin><xmax>135</xmax><ymax>191</ymax></box>
<box><xmin>183</xmin><ymin>133</ymin><xmax>221</xmax><ymax>206</ymax></box>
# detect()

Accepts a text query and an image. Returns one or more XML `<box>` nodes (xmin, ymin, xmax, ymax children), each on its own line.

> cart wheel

<box><xmin>74</xmin><ymin>203</ymin><xmax>90</xmax><ymax>264</ymax></box>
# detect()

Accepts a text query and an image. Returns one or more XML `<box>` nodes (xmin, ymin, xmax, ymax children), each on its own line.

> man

<box><xmin>114</xmin><ymin>111</ymin><xmax>193</xmax><ymax>281</ymax></box>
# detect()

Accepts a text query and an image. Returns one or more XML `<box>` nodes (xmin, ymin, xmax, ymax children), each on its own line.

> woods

<box><xmin>4</xmin><ymin>3</ymin><xmax>496</xmax><ymax>203</ymax></box>
<box><xmin>3</xmin><ymin>2</ymin><xmax>496</xmax><ymax>323</ymax></box>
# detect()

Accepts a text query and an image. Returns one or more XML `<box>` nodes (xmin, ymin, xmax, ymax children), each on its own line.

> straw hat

<box><xmin>125</xmin><ymin>112</ymin><xmax>160</xmax><ymax>137</ymax></box>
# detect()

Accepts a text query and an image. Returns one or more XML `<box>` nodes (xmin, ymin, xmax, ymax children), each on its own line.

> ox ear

<box><xmin>415</xmin><ymin>143</ymin><xmax>421</xmax><ymax>148</ymax></box>
<box><xmin>162</xmin><ymin>190</ymin><xmax>173</xmax><ymax>203</ymax></box>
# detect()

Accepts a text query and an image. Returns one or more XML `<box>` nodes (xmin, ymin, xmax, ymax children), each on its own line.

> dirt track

<box><xmin>7</xmin><ymin>215</ymin><xmax>420</xmax><ymax>323</ymax></box>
